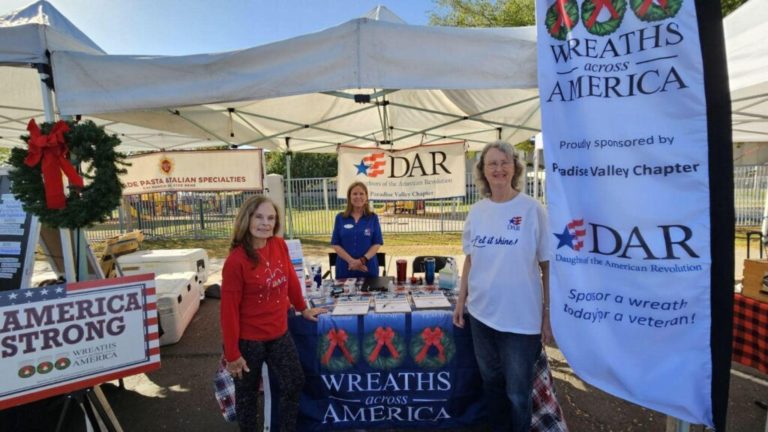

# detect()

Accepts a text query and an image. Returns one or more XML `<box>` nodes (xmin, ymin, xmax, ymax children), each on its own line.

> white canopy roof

<box><xmin>49</xmin><ymin>8</ymin><xmax>541</xmax><ymax>152</ymax></box>
<box><xmin>725</xmin><ymin>0</ymin><xmax>768</xmax><ymax>143</ymax></box>
<box><xmin>0</xmin><ymin>1</ymin><xmax>220</xmax><ymax>152</ymax></box>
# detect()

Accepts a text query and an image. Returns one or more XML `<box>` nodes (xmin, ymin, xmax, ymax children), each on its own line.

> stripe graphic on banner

<box><xmin>536</xmin><ymin>0</ymin><xmax>732</xmax><ymax>427</ymax></box>
<box><xmin>337</xmin><ymin>143</ymin><xmax>466</xmax><ymax>201</ymax></box>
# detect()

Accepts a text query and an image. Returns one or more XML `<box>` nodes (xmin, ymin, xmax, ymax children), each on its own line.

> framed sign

<box><xmin>0</xmin><ymin>274</ymin><xmax>160</xmax><ymax>409</ymax></box>
<box><xmin>0</xmin><ymin>169</ymin><xmax>39</xmax><ymax>292</ymax></box>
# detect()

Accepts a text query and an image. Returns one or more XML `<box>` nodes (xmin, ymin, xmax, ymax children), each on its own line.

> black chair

<box><xmin>412</xmin><ymin>256</ymin><xmax>451</xmax><ymax>274</ymax></box>
<box><xmin>327</xmin><ymin>252</ymin><xmax>386</xmax><ymax>279</ymax></box>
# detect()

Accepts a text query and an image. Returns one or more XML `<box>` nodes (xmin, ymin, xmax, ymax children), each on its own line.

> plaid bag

<box><xmin>213</xmin><ymin>355</ymin><xmax>237</xmax><ymax>422</ymax></box>
<box><xmin>531</xmin><ymin>349</ymin><xmax>569</xmax><ymax>432</ymax></box>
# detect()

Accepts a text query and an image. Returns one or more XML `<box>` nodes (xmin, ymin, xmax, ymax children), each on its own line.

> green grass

<box><xmin>140</xmin><ymin>232</ymin><xmax>464</xmax><ymax>260</ymax></box>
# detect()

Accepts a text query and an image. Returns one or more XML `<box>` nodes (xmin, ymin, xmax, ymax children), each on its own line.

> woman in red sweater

<box><xmin>220</xmin><ymin>195</ymin><xmax>325</xmax><ymax>431</ymax></box>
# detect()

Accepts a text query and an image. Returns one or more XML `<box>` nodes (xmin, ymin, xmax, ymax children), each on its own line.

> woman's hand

<box><xmin>348</xmin><ymin>258</ymin><xmax>366</xmax><ymax>272</ymax></box>
<box><xmin>301</xmin><ymin>307</ymin><xmax>327</xmax><ymax>322</ymax></box>
<box><xmin>541</xmin><ymin>311</ymin><xmax>553</xmax><ymax>345</ymax></box>
<box><xmin>452</xmin><ymin>300</ymin><xmax>465</xmax><ymax>328</ymax></box>
<box><xmin>226</xmin><ymin>356</ymin><xmax>250</xmax><ymax>379</ymax></box>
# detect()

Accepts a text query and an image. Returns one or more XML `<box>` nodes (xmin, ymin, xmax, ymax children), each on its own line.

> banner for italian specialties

<box><xmin>337</xmin><ymin>143</ymin><xmax>465</xmax><ymax>201</ymax></box>
<box><xmin>0</xmin><ymin>274</ymin><xmax>161</xmax><ymax>408</ymax></box>
<box><xmin>536</xmin><ymin>0</ymin><xmax>732</xmax><ymax>428</ymax></box>
<box><xmin>289</xmin><ymin>311</ymin><xmax>483</xmax><ymax>430</ymax></box>
<box><xmin>121</xmin><ymin>149</ymin><xmax>263</xmax><ymax>195</ymax></box>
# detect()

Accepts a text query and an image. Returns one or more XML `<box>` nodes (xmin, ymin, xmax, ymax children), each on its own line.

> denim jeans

<box><xmin>469</xmin><ymin>315</ymin><xmax>541</xmax><ymax>432</ymax></box>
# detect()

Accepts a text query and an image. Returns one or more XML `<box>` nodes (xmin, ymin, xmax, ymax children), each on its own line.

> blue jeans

<box><xmin>469</xmin><ymin>315</ymin><xmax>541</xmax><ymax>432</ymax></box>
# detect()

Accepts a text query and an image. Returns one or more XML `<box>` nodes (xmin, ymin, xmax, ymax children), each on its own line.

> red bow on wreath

<box><xmin>550</xmin><ymin>0</ymin><xmax>574</xmax><ymax>35</ymax></box>
<box><xmin>637</xmin><ymin>0</ymin><xmax>668</xmax><ymax>18</ymax></box>
<box><xmin>368</xmin><ymin>326</ymin><xmax>400</xmax><ymax>363</ymax></box>
<box><xmin>415</xmin><ymin>327</ymin><xmax>446</xmax><ymax>363</ymax></box>
<box><xmin>322</xmin><ymin>328</ymin><xmax>355</xmax><ymax>365</ymax></box>
<box><xmin>25</xmin><ymin>119</ymin><xmax>84</xmax><ymax>209</ymax></box>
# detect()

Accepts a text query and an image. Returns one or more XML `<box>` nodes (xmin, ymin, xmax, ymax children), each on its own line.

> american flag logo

<box><xmin>0</xmin><ymin>284</ymin><xmax>67</xmax><ymax>306</ymax></box>
<box><xmin>363</xmin><ymin>153</ymin><xmax>386</xmax><ymax>178</ymax></box>
<box><xmin>554</xmin><ymin>218</ymin><xmax>586</xmax><ymax>251</ymax></box>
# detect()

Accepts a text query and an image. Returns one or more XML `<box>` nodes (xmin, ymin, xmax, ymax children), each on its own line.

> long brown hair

<box><xmin>473</xmin><ymin>140</ymin><xmax>524</xmax><ymax>197</ymax></box>
<box><xmin>342</xmin><ymin>181</ymin><xmax>373</xmax><ymax>218</ymax></box>
<box><xmin>230</xmin><ymin>195</ymin><xmax>281</xmax><ymax>263</ymax></box>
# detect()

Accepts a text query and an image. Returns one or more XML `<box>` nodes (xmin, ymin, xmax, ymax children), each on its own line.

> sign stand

<box><xmin>55</xmin><ymin>387</ymin><xmax>123</xmax><ymax>432</ymax></box>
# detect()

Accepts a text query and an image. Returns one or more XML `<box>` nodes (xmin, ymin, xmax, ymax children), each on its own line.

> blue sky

<box><xmin>3</xmin><ymin>0</ymin><xmax>435</xmax><ymax>55</ymax></box>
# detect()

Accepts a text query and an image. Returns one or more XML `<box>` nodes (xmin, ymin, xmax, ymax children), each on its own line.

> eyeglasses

<box><xmin>484</xmin><ymin>160</ymin><xmax>512</xmax><ymax>169</ymax></box>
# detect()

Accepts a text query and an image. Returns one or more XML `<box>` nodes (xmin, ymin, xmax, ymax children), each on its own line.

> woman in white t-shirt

<box><xmin>453</xmin><ymin>140</ymin><xmax>552</xmax><ymax>432</ymax></box>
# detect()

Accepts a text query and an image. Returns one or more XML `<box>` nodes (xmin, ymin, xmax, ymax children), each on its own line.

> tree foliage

<box><xmin>429</xmin><ymin>0</ymin><xmax>748</xmax><ymax>27</ymax></box>
<box><xmin>265</xmin><ymin>151</ymin><xmax>337</xmax><ymax>178</ymax></box>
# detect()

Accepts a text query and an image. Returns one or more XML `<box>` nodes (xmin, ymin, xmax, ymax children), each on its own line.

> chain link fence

<box><xmin>87</xmin><ymin>165</ymin><xmax>764</xmax><ymax>241</ymax></box>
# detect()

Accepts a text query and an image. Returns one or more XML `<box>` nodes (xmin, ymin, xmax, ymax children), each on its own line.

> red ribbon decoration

<box><xmin>368</xmin><ymin>326</ymin><xmax>400</xmax><ymax>363</ymax></box>
<box><xmin>637</xmin><ymin>0</ymin><xmax>668</xmax><ymax>17</ymax></box>
<box><xmin>415</xmin><ymin>327</ymin><xmax>446</xmax><ymax>363</ymax></box>
<box><xmin>321</xmin><ymin>328</ymin><xmax>354</xmax><ymax>365</ymax></box>
<box><xmin>550</xmin><ymin>0</ymin><xmax>574</xmax><ymax>35</ymax></box>
<box><xmin>24</xmin><ymin>119</ymin><xmax>84</xmax><ymax>209</ymax></box>
<box><xmin>586</xmin><ymin>0</ymin><xmax>621</xmax><ymax>29</ymax></box>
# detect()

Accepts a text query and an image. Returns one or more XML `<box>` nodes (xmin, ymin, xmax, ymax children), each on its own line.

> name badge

<box><xmin>344</xmin><ymin>224</ymin><xmax>354</xmax><ymax>229</ymax></box>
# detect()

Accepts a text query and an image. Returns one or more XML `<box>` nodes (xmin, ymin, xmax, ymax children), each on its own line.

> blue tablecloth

<box><xmin>289</xmin><ymin>310</ymin><xmax>485</xmax><ymax>430</ymax></box>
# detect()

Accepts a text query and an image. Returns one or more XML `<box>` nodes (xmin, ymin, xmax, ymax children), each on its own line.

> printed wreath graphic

<box><xmin>18</xmin><ymin>365</ymin><xmax>35</xmax><ymax>379</ymax></box>
<box><xmin>37</xmin><ymin>361</ymin><xmax>54</xmax><ymax>374</ymax></box>
<box><xmin>581</xmin><ymin>0</ymin><xmax>627</xmax><ymax>36</ymax></box>
<box><xmin>409</xmin><ymin>326</ymin><xmax>456</xmax><ymax>370</ymax></box>
<box><xmin>318</xmin><ymin>328</ymin><xmax>360</xmax><ymax>371</ymax></box>
<box><xmin>545</xmin><ymin>0</ymin><xmax>580</xmax><ymax>41</ymax></box>
<box><xmin>363</xmin><ymin>326</ymin><xmax>405</xmax><ymax>370</ymax></box>
<box><xmin>55</xmin><ymin>357</ymin><xmax>71</xmax><ymax>370</ymax></box>
<box><xmin>9</xmin><ymin>120</ymin><xmax>128</xmax><ymax>229</ymax></box>
<box><xmin>630</xmin><ymin>0</ymin><xmax>683</xmax><ymax>22</ymax></box>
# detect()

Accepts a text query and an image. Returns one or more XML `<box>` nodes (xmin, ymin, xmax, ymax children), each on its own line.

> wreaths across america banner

<box><xmin>537</xmin><ymin>0</ymin><xmax>732</xmax><ymax>428</ymax></box>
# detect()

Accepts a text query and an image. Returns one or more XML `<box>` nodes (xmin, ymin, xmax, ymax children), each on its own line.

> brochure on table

<box><xmin>373</xmin><ymin>293</ymin><xmax>411</xmax><ymax>313</ymax></box>
<box><xmin>285</xmin><ymin>239</ymin><xmax>306</xmax><ymax>297</ymax></box>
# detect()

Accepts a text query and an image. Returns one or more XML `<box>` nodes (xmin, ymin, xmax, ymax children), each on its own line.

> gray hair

<box><xmin>473</xmin><ymin>140</ymin><xmax>524</xmax><ymax>197</ymax></box>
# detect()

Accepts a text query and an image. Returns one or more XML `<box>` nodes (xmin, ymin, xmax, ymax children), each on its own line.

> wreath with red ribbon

<box><xmin>582</xmin><ymin>0</ymin><xmax>627</xmax><ymax>36</ymax></box>
<box><xmin>9</xmin><ymin>120</ymin><xmax>128</xmax><ymax>229</ymax></box>
<box><xmin>630</xmin><ymin>0</ymin><xmax>682</xmax><ymax>22</ymax></box>
<box><xmin>55</xmin><ymin>357</ymin><xmax>71</xmax><ymax>370</ymax></box>
<box><xmin>545</xmin><ymin>0</ymin><xmax>580</xmax><ymax>41</ymax></box>
<box><xmin>18</xmin><ymin>365</ymin><xmax>35</xmax><ymax>379</ymax></box>
<box><xmin>363</xmin><ymin>326</ymin><xmax>404</xmax><ymax>370</ymax></box>
<box><xmin>409</xmin><ymin>326</ymin><xmax>456</xmax><ymax>370</ymax></box>
<box><xmin>318</xmin><ymin>328</ymin><xmax>360</xmax><ymax>371</ymax></box>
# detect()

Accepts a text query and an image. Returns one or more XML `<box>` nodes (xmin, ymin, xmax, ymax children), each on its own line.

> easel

<box><xmin>55</xmin><ymin>387</ymin><xmax>122</xmax><ymax>432</ymax></box>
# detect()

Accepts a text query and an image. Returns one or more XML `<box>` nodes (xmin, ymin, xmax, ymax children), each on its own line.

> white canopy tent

<box><xmin>48</xmin><ymin>6</ymin><xmax>542</xmax><ymax>152</ymax></box>
<box><xmin>725</xmin><ymin>0</ymin><xmax>768</xmax><ymax>143</ymax></box>
<box><xmin>0</xmin><ymin>1</ymin><xmax>221</xmax><ymax>152</ymax></box>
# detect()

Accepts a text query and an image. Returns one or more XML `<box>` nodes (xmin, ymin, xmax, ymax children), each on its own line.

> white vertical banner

<box><xmin>337</xmin><ymin>143</ymin><xmax>466</xmax><ymax>201</ymax></box>
<box><xmin>537</xmin><ymin>0</ymin><xmax>719</xmax><ymax>426</ymax></box>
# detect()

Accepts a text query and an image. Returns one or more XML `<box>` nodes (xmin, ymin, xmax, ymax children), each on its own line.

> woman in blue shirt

<box><xmin>331</xmin><ymin>181</ymin><xmax>383</xmax><ymax>278</ymax></box>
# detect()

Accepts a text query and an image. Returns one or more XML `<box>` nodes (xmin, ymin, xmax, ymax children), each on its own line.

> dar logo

<box><xmin>354</xmin><ymin>152</ymin><xmax>386</xmax><ymax>178</ymax></box>
<box><xmin>508</xmin><ymin>216</ymin><xmax>523</xmax><ymax>231</ymax></box>
<box><xmin>554</xmin><ymin>218</ymin><xmax>586</xmax><ymax>251</ymax></box>
<box><xmin>159</xmin><ymin>157</ymin><xmax>174</xmax><ymax>176</ymax></box>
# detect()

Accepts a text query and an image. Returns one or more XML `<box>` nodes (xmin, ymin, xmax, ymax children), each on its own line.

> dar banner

<box><xmin>537</xmin><ymin>0</ymin><xmax>732</xmax><ymax>428</ymax></box>
<box><xmin>337</xmin><ymin>143</ymin><xmax>465</xmax><ymax>201</ymax></box>
<box><xmin>0</xmin><ymin>275</ymin><xmax>161</xmax><ymax>409</ymax></box>
<box><xmin>121</xmin><ymin>150</ymin><xmax>263</xmax><ymax>195</ymax></box>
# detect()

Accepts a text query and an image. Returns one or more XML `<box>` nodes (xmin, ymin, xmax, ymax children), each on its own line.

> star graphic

<box><xmin>8</xmin><ymin>292</ymin><xmax>17</xmax><ymax>300</ymax></box>
<box><xmin>354</xmin><ymin>159</ymin><xmax>369</xmax><ymax>175</ymax></box>
<box><xmin>24</xmin><ymin>290</ymin><xmax>33</xmax><ymax>298</ymax></box>
<box><xmin>55</xmin><ymin>287</ymin><xmax>64</xmax><ymax>293</ymax></box>
<box><xmin>41</xmin><ymin>288</ymin><xmax>49</xmax><ymax>296</ymax></box>
<box><xmin>554</xmin><ymin>226</ymin><xmax>575</xmax><ymax>249</ymax></box>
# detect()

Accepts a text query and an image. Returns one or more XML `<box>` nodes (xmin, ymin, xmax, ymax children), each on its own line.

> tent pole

<box><xmin>285</xmin><ymin>138</ymin><xmax>294</xmax><ymax>239</ymax></box>
<box><xmin>37</xmin><ymin>65</ymin><xmax>77</xmax><ymax>283</ymax></box>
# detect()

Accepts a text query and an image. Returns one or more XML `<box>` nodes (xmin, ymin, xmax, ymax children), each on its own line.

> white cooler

<box><xmin>117</xmin><ymin>249</ymin><xmax>209</xmax><ymax>299</ymax></box>
<box><xmin>156</xmin><ymin>272</ymin><xmax>200</xmax><ymax>346</ymax></box>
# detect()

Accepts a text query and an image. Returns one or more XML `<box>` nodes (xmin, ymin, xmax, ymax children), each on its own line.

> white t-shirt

<box><xmin>462</xmin><ymin>193</ymin><xmax>550</xmax><ymax>334</ymax></box>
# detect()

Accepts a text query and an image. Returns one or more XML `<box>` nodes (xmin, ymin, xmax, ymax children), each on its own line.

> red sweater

<box><xmin>220</xmin><ymin>236</ymin><xmax>307</xmax><ymax>362</ymax></box>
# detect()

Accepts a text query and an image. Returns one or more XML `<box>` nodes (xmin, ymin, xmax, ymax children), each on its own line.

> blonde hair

<box><xmin>473</xmin><ymin>140</ymin><xmax>524</xmax><ymax>197</ymax></box>
<box><xmin>230</xmin><ymin>195</ymin><xmax>281</xmax><ymax>263</ymax></box>
<box><xmin>342</xmin><ymin>181</ymin><xmax>373</xmax><ymax>218</ymax></box>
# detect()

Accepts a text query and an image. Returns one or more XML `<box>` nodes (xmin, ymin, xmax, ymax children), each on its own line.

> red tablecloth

<box><xmin>733</xmin><ymin>293</ymin><xmax>768</xmax><ymax>374</ymax></box>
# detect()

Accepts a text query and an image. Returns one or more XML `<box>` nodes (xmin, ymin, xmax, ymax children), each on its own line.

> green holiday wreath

<box><xmin>9</xmin><ymin>120</ymin><xmax>128</xmax><ymax>229</ymax></box>
<box><xmin>582</xmin><ymin>0</ymin><xmax>627</xmax><ymax>36</ymax></box>
<box><xmin>363</xmin><ymin>326</ymin><xmax>405</xmax><ymax>370</ymax></box>
<box><xmin>545</xmin><ymin>0</ymin><xmax>580</xmax><ymax>41</ymax></box>
<box><xmin>318</xmin><ymin>328</ymin><xmax>360</xmax><ymax>371</ymax></box>
<box><xmin>409</xmin><ymin>326</ymin><xmax>456</xmax><ymax>370</ymax></box>
<box><xmin>630</xmin><ymin>0</ymin><xmax>682</xmax><ymax>22</ymax></box>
